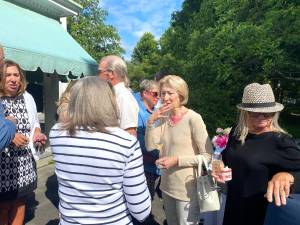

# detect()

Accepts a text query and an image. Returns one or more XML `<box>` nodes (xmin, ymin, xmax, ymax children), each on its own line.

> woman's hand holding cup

<box><xmin>33</xmin><ymin>133</ymin><xmax>47</xmax><ymax>145</ymax></box>
<box><xmin>148</xmin><ymin>103</ymin><xmax>172</xmax><ymax>126</ymax></box>
<box><xmin>33</xmin><ymin>133</ymin><xmax>47</xmax><ymax>155</ymax></box>
<box><xmin>211</xmin><ymin>166</ymin><xmax>232</xmax><ymax>183</ymax></box>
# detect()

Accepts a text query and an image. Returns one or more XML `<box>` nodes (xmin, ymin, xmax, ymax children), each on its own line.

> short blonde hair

<box><xmin>234</xmin><ymin>110</ymin><xmax>286</xmax><ymax>144</ymax></box>
<box><xmin>56</xmin><ymin>80</ymin><xmax>78</xmax><ymax>122</ymax></box>
<box><xmin>159</xmin><ymin>75</ymin><xmax>189</xmax><ymax>105</ymax></box>
<box><xmin>61</xmin><ymin>77</ymin><xmax>119</xmax><ymax>135</ymax></box>
<box><xmin>0</xmin><ymin>60</ymin><xmax>27</xmax><ymax>97</ymax></box>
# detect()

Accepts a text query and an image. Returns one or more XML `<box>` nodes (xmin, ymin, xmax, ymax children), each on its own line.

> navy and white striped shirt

<box><xmin>49</xmin><ymin>124</ymin><xmax>151</xmax><ymax>225</ymax></box>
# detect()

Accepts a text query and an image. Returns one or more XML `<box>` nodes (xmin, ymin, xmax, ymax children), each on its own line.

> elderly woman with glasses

<box><xmin>145</xmin><ymin>75</ymin><xmax>213</xmax><ymax>225</ymax></box>
<box><xmin>213</xmin><ymin>83</ymin><xmax>300</xmax><ymax>225</ymax></box>
<box><xmin>0</xmin><ymin>60</ymin><xmax>46</xmax><ymax>225</ymax></box>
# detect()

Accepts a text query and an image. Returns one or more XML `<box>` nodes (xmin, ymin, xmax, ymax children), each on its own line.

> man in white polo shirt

<box><xmin>98</xmin><ymin>55</ymin><xmax>138</xmax><ymax>136</ymax></box>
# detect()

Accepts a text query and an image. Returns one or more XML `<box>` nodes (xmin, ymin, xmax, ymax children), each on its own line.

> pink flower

<box><xmin>212</xmin><ymin>127</ymin><xmax>231</xmax><ymax>153</ymax></box>
<box><xmin>212</xmin><ymin>134</ymin><xmax>229</xmax><ymax>149</ymax></box>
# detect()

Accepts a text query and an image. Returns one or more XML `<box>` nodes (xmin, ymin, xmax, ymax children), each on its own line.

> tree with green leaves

<box><xmin>68</xmin><ymin>0</ymin><xmax>124</xmax><ymax>61</ymax></box>
<box><xmin>131</xmin><ymin>32</ymin><xmax>159</xmax><ymax>64</ymax></box>
<box><xmin>128</xmin><ymin>32</ymin><xmax>161</xmax><ymax>89</ymax></box>
<box><xmin>157</xmin><ymin>0</ymin><xmax>300</xmax><ymax>135</ymax></box>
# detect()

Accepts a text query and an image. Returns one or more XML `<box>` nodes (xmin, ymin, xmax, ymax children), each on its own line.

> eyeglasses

<box><xmin>248</xmin><ymin>112</ymin><xmax>275</xmax><ymax>118</ymax></box>
<box><xmin>147</xmin><ymin>90</ymin><xmax>159</xmax><ymax>98</ymax></box>
<box><xmin>98</xmin><ymin>69</ymin><xmax>112</xmax><ymax>73</ymax></box>
<box><xmin>97</xmin><ymin>69</ymin><xmax>112</xmax><ymax>75</ymax></box>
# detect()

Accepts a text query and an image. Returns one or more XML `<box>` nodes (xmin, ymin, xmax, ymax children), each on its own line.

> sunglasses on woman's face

<box><xmin>248</xmin><ymin>112</ymin><xmax>275</xmax><ymax>118</ymax></box>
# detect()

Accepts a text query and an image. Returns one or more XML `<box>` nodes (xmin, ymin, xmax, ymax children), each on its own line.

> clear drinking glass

<box><xmin>34</xmin><ymin>133</ymin><xmax>47</xmax><ymax>157</ymax></box>
<box><xmin>153</xmin><ymin>135</ymin><xmax>164</xmax><ymax>169</ymax></box>
<box><xmin>211</xmin><ymin>152</ymin><xmax>224</xmax><ymax>189</ymax></box>
<box><xmin>153</xmin><ymin>135</ymin><xmax>163</xmax><ymax>150</ymax></box>
<box><xmin>34</xmin><ymin>141</ymin><xmax>44</xmax><ymax>157</ymax></box>
<box><xmin>211</xmin><ymin>153</ymin><xmax>224</xmax><ymax>172</ymax></box>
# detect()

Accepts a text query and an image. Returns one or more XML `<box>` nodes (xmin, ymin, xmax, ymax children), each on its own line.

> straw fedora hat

<box><xmin>237</xmin><ymin>83</ymin><xmax>284</xmax><ymax>113</ymax></box>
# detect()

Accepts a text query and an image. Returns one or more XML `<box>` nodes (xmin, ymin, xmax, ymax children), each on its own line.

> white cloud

<box><xmin>100</xmin><ymin>0</ymin><xmax>183</xmax><ymax>59</ymax></box>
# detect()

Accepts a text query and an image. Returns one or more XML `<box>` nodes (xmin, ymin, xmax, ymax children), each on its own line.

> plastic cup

<box><xmin>220</xmin><ymin>167</ymin><xmax>232</xmax><ymax>181</ymax></box>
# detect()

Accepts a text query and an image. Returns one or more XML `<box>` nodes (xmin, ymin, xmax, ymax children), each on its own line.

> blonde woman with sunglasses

<box><xmin>213</xmin><ymin>83</ymin><xmax>300</xmax><ymax>225</ymax></box>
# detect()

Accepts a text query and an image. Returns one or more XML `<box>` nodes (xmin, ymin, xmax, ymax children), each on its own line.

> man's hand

<box><xmin>265</xmin><ymin>172</ymin><xmax>294</xmax><ymax>206</ymax></box>
<box><xmin>13</xmin><ymin>133</ymin><xmax>29</xmax><ymax>147</ymax></box>
<box><xmin>155</xmin><ymin>156</ymin><xmax>178</xmax><ymax>169</ymax></box>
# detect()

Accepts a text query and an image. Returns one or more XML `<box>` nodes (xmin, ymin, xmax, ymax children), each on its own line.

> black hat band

<box><xmin>240</xmin><ymin>102</ymin><xmax>276</xmax><ymax>108</ymax></box>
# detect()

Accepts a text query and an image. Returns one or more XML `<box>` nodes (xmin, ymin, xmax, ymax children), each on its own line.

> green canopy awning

<box><xmin>0</xmin><ymin>1</ymin><xmax>98</xmax><ymax>77</ymax></box>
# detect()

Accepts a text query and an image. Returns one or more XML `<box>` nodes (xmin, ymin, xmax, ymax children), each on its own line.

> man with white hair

<box><xmin>98</xmin><ymin>55</ymin><xmax>138</xmax><ymax>136</ymax></box>
<box><xmin>0</xmin><ymin>44</ymin><xmax>16</xmax><ymax>150</ymax></box>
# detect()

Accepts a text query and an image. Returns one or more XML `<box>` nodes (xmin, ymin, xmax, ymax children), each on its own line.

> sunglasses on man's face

<box><xmin>147</xmin><ymin>90</ymin><xmax>159</xmax><ymax>98</ymax></box>
<box><xmin>248</xmin><ymin>112</ymin><xmax>275</xmax><ymax>118</ymax></box>
<box><xmin>97</xmin><ymin>69</ymin><xmax>112</xmax><ymax>75</ymax></box>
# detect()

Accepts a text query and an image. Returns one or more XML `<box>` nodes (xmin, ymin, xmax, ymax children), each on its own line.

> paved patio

<box><xmin>25</xmin><ymin>156</ymin><xmax>166</xmax><ymax>225</ymax></box>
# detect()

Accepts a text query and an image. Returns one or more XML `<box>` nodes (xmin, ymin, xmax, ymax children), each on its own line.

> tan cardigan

<box><xmin>145</xmin><ymin>109</ymin><xmax>213</xmax><ymax>201</ymax></box>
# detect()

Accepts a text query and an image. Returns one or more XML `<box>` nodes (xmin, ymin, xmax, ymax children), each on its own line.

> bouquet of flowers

<box><xmin>211</xmin><ymin>127</ymin><xmax>232</xmax><ymax>181</ymax></box>
<box><xmin>212</xmin><ymin>127</ymin><xmax>231</xmax><ymax>154</ymax></box>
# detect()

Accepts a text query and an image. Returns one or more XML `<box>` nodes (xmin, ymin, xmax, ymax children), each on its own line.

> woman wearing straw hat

<box><xmin>213</xmin><ymin>83</ymin><xmax>300</xmax><ymax>225</ymax></box>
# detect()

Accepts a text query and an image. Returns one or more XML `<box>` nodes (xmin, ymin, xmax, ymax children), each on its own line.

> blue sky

<box><xmin>100</xmin><ymin>0</ymin><xmax>184</xmax><ymax>60</ymax></box>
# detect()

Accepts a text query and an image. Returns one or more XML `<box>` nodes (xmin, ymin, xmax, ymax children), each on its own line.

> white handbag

<box><xmin>196</xmin><ymin>155</ymin><xmax>221</xmax><ymax>213</ymax></box>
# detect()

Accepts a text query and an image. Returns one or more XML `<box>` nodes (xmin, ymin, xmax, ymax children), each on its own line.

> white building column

<box><xmin>59</xmin><ymin>17</ymin><xmax>69</xmax><ymax>97</ymax></box>
<box><xmin>60</xmin><ymin>17</ymin><xmax>67</xmax><ymax>30</ymax></box>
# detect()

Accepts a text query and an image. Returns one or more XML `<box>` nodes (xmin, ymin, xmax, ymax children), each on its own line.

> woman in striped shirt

<box><xmin>49</xmin><ymin>77</ymin><xmax>151</xmax><ymax>225</ymax></box>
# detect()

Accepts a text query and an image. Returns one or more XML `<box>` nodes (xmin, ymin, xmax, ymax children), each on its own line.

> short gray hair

<box><xmin>139</xmin><ymin>79</ymin><xmax>158</xmax><ymax>92</ymax></box>
<box><xmin>100</xmin><ymin>55</ymin><xmax>130</xmax><ymax>86</ymax></box>
<box><xmin>61</xmin><ymin>76</ymin><xmax>119</xmax><ymax>135</ymax></box>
